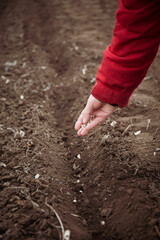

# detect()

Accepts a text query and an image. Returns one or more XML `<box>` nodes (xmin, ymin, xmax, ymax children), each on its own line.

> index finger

<box><xmin>77</xmin><ymin>116</ymin><xmax>104</xmax><ymax>136</ymax></box>
<box><xmin>75</xmin><ymin>112</ymin><xmax>91</xmax><ymax>131</ymax></box>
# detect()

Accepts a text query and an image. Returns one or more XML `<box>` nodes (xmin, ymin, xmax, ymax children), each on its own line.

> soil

<box><xmin>0</xmin><ymin>0</ymin><xmax>160</xmax><ymax>239</ymax></box>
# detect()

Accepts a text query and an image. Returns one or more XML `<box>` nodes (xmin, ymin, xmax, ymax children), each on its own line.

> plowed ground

<box><xmin>0</xmin><ymin>0</ymin><xmax>160</xmax><ymax>239</ymax></box>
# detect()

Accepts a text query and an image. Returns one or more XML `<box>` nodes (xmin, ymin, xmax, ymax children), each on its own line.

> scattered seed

<box><xmin>110</xmin><ymin>121</ymin><xmax>117</xmax><ymax>127</ymax></box>
<box><xmin>73</xmin><ymin>163</ymin><xmax>79</xmax><ymax>170</ymax></box>
<box><xmin>4</xmin><ymin>60</ymin><xmax>17</xmax><ymax>67</ymax></box>
<box><xmin>90</xmin><ymin>77</ymin><xmax>96</xmax><ymax>83</ymax></box>
<box><xmin>101</xmin><ymin>221</ymin><xmax>105</xmax><ymax>225</ymax></box>
<box><xmin>134</xmin><ymin>130</ymin><xmax>141</xmax><ymax>136</ymax></box>
<box><xmin>64</xmin><ymin>230</ymin><xmax>71</xmax><ymax>240</ymax></box>
<box><xmin>6</xmin><ymin>79</ymin><xmax>10</xmax><ymax>84</ymax></box>
<box><xmin>71</xmin><ymin>213</ymin><xmax>80</xmax><ymax>218</ymax></box>
<box><xmin>82</xmin><ymin>65</ymin><xmax>87</xmax><ymax>75</ymax></box>
<box><xmin>20</xmin><ymin>95</ymin><xmax>24</xmax><ymax>100</ymax></box>
<box><xmin>22</xmin><ymin>62</ymin><xmax>26</xmax><ymax>68</ymax></box>
<box><xmin>1</xmin><ymin>75</ymin><xmax>6</xmax><ymax>80</ymax></box>
<box><xmin>0</xmin><ymin>162</ymin><xmax>6</xmax><ymax>168</ymax></box>
<box><xmin>101</xmin><ymin>134</ymin><xmax>110</xmax><ymax>145</ymax></box>
<box><xmin>35</xmin><ymin>174</ymin><xmax>40</xmax><ymax>179</ymax></box>
<box><xmin>19</xmin><ymin>130</ymin><xmax>25</xmax><ymax>137</ymax></box>
<box><xmin>144</xmin><ymin>76</ymin><xmax>151</xmax><ymax>80</ymax></box>
<box><xmin>41</xmin><ymin>66</ymin><xmax>46</xmax><ymax>69</ymax></box>
<box><xmin>146</xmin><ymin>119</ymin><xmax>151</xmax><ymax>130</ymax></box>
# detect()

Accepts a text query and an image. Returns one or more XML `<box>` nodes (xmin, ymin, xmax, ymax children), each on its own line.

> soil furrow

<box><xmin>0</xmin><ymin>0</ymin><xmax>160</xmax><ymax>239</ymax></box>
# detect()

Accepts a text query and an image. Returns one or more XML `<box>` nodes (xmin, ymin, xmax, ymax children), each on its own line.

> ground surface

<box><xmin>0</xmin><ymin>0</ymin><xmax>160</xmax><ymax>239</ymax></box>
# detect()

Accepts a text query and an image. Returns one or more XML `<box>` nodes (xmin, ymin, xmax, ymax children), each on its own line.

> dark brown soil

<box><xmin>0</xmin><ymin>0</ymin><xmax>160</xmax><ymax>239</ymax></box>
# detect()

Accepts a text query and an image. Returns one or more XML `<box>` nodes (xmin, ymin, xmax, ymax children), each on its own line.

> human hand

<box><xmin>75</xmin><ymin>94</ymin><xmax>116</xmax><ymax>136</ymax></box>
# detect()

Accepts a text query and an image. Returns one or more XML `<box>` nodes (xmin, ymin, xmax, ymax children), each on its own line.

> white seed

<box><xmin>110</xmin><ymin>121</ymin><xmax>117</xmax><ymax>127</ymax></box>
<box><xmin>101</xmin><ymin>221</ymin><xmax>105</xmax><ymax>225</ymax></box>
<box><xmin>0</xmin><ymin>162</ymin><xmax>6</xmax><ymax>168</ymax></box>
<box><xmin>20</xmin><ymin>95</ymin><xmax>24</xmax><ymax>100</ymax></box>
<box><xmin>64</xmin><ymin>230</ymin><xmax>71</xmax><ymax>240</ymax></box>
<box><xmin>134</xmin><ymin>130</ymin><xmax>141</xmax><ymax>136</ymax></box>
<box><xmin>79</xmin><ymin>115</ymin><xmax>94</xmax><ymax>132</ymax></box>
<box><xmin>35</xmin><ymin>174</ymin><xmax>40</xmax><ymax>179</ymax></box>
<box><xmin>19</xmin><ymin>130</ymin><xmax>25</xmax><ymax>137</ymax></box>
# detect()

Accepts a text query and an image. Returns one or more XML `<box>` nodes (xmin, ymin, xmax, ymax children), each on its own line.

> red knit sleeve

<box><xmin>92</xmin><ymin>0</ymin><xmax>160</xmax><ymax>107</ymax></box>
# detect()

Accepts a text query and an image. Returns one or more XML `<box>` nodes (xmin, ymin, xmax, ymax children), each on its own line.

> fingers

<box><xmin>75</xmin><ymin>95</ymin><xmax>116</xmax><ymax>136</ymax></box>
<box><xmin>75</xmin><ymin>111</ymin><xmax>91</xmax><ymax>131</ymax></box>
<box><xmin>77</xmin><ymin>116</ymin><xmax>104</xmax><ymax>136</ymax></box>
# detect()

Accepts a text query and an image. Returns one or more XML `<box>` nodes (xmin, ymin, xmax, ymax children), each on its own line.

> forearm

<box><xmin>92</xmin><ymin>0</ymin><xmax>160</xmax><ymax>107</ymax></box>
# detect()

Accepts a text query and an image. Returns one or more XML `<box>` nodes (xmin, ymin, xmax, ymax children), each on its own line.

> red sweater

<box><xmin>92</xmin><ymin>0</ymin><xmax>160</xmax><ymax>107</ymax></box>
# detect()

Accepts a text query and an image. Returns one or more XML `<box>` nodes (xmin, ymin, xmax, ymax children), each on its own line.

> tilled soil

<box><xmin>0</xmin><ymin>0</ymin><xmax>160</xmax><ymax>239</ymax></box>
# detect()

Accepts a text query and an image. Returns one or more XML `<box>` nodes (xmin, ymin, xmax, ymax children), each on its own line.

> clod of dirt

<box><xmin>101</xmin><ymin>208</ymin><xmax>113</xmax><ymax>218</ymax></box>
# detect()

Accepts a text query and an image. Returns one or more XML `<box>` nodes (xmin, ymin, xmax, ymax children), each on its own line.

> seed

<box><xmin>79</xmin><ymin>115</ymin><xmax>94</xmax><ymax>132</ymax></box>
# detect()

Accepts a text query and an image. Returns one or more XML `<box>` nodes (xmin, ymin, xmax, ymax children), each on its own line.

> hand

<box><xmin>75</xmin><ymin>94</ymin><xmax>116</xmax><ymax>136</ymax></box>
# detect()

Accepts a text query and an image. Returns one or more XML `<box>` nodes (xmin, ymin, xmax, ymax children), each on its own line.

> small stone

<box><xmin>101</xmin><ymin>208</ymin><xmax>112</xmax><ymax>217</ymax></box>
<box><xmin>149</xmin><ymin>218</ymin><xmax>158</xmax><ymax>226</ymax></box>
<box><xmin>62</xmin><ymin>136</ymin><xmax>68</xmax><ymax>142</ymax></box>
<box><xmin>23</xmin><ymin>200</ymin><xmax>33</xmax><ymax>210</ymax></box>
<box><xmin>18</xmin><ymin>100</ymin><xmax>24</xmax><ymax>106</ymax></box>
<box><xmin>82</xmin><ymin>197</ymin><xmax>89</xmax><ymax>207</ymax></box>
<box><xmin>139</xmin><ymin>180</ymin><xmax>148</xmax><ymax>190</ymax></box>
<box><xmin>119</xmin><ymin>186</ymin><xmax>125</xmax><ymax>191</ymax></box>
<box><xmin>66</xmin><ymin>192</ymin><xmax>71</xmax><ymax>196</ymax></box>
<box><xmin>3</xmin><ymin>182</ymin><xmax>10</xmax><ymax>187</ymax></box>
<box><xmin>82</xmin><ymin>219</ymin><xmax>87</xmax><ymax>226</ymax></box>
<box><xmin>127</xmin><ymin>189</ymin><xmax>133</xmax><ymax>195</ymax></box>
<box><xmin>127</xmin><ymin>202</ymin><xmax>132</xmax><ymax>209</ymax></box>
<box><xmin>101</xmin><ymin>209</ymin><xmax>108</xmax><ymax>217</ymax></box>
<box><xmin>101</xmin><ymin>134</ymin><xmax>110</xmax><ymax>145</ymax></box>
<box><xmin>117</xmin><ymin>172</ymin><xmax>127</xmax><ymax>180</ymax></box>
